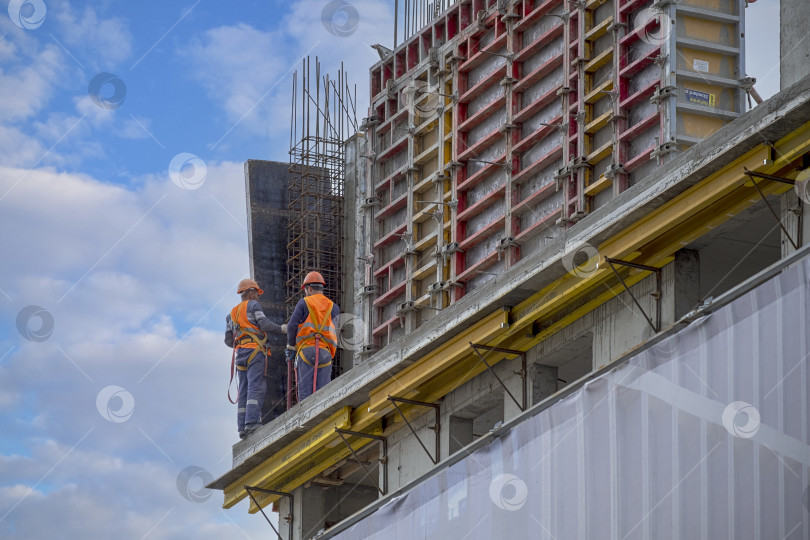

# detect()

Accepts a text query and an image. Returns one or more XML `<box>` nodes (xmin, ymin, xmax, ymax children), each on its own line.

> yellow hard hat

<box><xmin>301</xmin><ymin>271</ymin><xmax>325</xmax><ymax>289</ymax></box>
<box><xmin>237</xmin><ymin>278</ymin><xmax>264</xmax><ymax>295</ymax></box>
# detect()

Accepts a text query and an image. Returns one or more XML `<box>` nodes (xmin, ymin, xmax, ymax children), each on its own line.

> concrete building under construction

<box><xmin>210</xmin><ymin>0</ymin><xmax>810</xmax><ymax>538</ymax></box>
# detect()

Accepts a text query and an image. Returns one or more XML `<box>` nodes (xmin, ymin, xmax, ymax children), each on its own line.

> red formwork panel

<box><xmin>361</xmin><ymin>0</ymin><xmax>746</xmax><ymax>349</ymax></box>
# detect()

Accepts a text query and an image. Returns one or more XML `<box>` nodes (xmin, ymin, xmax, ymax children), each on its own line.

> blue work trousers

<box><xmin>236</xmin><ymin>347</ymin><xmax>266</xmax><ymax>431</ymax></box>
<box><xmin>296</xmin><ymin>347</ymin><xmax>332</xmax><ymax>401</ymax></box>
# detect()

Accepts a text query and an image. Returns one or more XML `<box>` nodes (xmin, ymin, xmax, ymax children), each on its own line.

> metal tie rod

<box><xmin>604</xmin><ymin>257</ymin><xmax>661</xmax><ymax>333</ymax></box>
<box><xmin>470</xmin><ymin>343</ymin><xmax>526</xmax><ymax>412</ymax></box>
<box><xmin>244</xmin><ymin>485</ymin><xmax>294</xmax><ymax>540</ymax></box>
<box><xmin>743</xmin><ymin>168</ymin><xmax>800</xmax><ymax>251</ymax></box>
<box><xmin>334</xmin><ymin>428</ymin><xmax>388</xmax><ymax>496</ymax></box>
<box><xmin>387</xmin><ymin>396</ymin><xmax>440</xmax><ymax>464</ymax></box>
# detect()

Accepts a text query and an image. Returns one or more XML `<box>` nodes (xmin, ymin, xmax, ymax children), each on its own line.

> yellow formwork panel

<box><xmin>679</xmin><ymin>113</ymin><xmax>726</xmax><ymax>140</ymax></box>
<box><xmin>679</xmin><ymin>0</ymin><xmax>738</xmax><ymax>16</ymax></box>
<box><xmin>679</xmin><ymin>16</ymin><xmax>737</xmax><ymax>47</ymax></box>
<box><xmin>676</xmin><ymin>47</ymin><xmax>736</xmax><ymax>79</ymax></box>
<box><xmin>585</xmin><ymin>16</ymin><xmax>613</xmax><ymax>42</ymax></box>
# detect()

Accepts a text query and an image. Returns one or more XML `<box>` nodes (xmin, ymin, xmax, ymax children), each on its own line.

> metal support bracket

<box><xmin>244</xmin><ymin>485</ymin><xmax>293</xmax><ymax>540</ymax></box>
<box><xmin>604</xmin><ymin>257</ymin><xmax>662</xmax><ymax>333</ymax></box>
<box><xmin>743</xmin><ymin>168</ymin><xmax>800</xmax><ymax>251</ymax></box>
<box><xmin>470</xmin><ymin>343</ymin><xmax>527</xmax><ymax>411</ymax></box>
<box><xmin>334</xmin><ymin>428</ymin><xmax>388</xmax><ymax>496</ymax></box>
<box><xmin>387</xmin><ymin>397</ymin><xmax>440</xmax><ymax>465</ymax></box>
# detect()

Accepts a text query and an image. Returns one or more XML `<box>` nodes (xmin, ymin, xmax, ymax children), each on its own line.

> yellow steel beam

<box><xmin>599</xmin><ymin>146</ymin><xmax>772</xmax><ymax>261</ymax></box>
<box><xmin>246</xmin><ymin>424</ymin><xmax>383</xmax><ymax>512</ymax></box>
<box><xmin>223</xmin><ymin>407</ymin><xmax>352</xmax><ymax>509</ymax></box>
<box><xmin>366</xmin><ymin>307</ymin><xmax>510</xmax><ymax>414</ymax></box>
<box><xmin>410</xmin><ymin>268</ymin><xmax>651</xmax><ymax>404</ymax></box>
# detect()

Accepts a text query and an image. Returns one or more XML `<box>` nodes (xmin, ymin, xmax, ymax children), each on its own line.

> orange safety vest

<box><xmin>295</xmin><ymin>294</ymin><xmax>337</xmax><ymax>363</ymax></box>
<box><xmin>230</xmin><ymin>301</ymin><xmax>269</xmax><ymax>369</ymax></box>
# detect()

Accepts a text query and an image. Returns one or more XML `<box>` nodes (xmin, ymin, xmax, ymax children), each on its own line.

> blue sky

<box><xmin>0</xmin><ymin>0</ymin><xmax>781</xmax><ymax>538</ymax></box>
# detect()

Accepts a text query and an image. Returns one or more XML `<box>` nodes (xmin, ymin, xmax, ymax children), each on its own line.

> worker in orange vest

<box><xmin>286</xmin><ymin>271</ymin><xmax>340</xmax><ymax>400</ymax></box>
<box><xmin>225</xmin><ymin>278</ymin><xmax>286</xmax><ymax>439</ymax></box>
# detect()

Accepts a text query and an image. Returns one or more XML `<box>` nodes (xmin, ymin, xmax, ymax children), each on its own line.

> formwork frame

<box><xmin>361</xmin><ymin>0</ymin><xmax>747</xmax><ymax>350</ymax></box>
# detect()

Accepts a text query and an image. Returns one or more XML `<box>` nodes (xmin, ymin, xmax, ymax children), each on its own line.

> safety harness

<box><xmin>295</xmin><ymin>297</ymin><xmax>336</xmax><ymax>397</ymax></box>
<box><xmin>227</xmin><ymin>302</ymin><xmax>269</xmax><ymax>404</ymax></box>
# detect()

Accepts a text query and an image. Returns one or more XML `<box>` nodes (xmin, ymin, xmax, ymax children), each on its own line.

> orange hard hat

<box><xmin>301</xmin><ymin>271</ymin><xmax>325</xmax><ymax>289</ymax></box>
<box><xmin>237</xmin><ymin>278</ymin><xmax>264</xmax><ymax>295</ymax></box>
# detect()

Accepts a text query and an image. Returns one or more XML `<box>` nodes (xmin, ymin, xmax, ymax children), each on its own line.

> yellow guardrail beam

<box><xmin>223</xmin><ymin>407</ymin><xmax>352</xmax><ymax>509</ymax></box>
<box><xmin>367</xmin><ymin>307</ymin><xmax>510</xmax><ymax>414</ymax></box>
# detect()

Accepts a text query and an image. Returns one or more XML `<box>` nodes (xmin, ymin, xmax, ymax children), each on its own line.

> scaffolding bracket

<box><xmin>387</xmin><ymin>397</ymin><xmax>440</xmax><ymax>465</ymax></box>
<box><xmin>334</xmin><ymin>429</ymin><xmax>388</xmax><ymax>496</ymax></box>
<box><xmin>244</xmin><ymin>485</ymin><xmax>293</xmax><ymax>540</ymax></box>
<box><xmin>604</xmin><ymin>257</ymin><xmax>662</xmax><ymax>333</ymax></box>
<box><xmin>743</xmin><ymin>168</ymin><xmax>800</xmax><ymax>250</ymax></box>
<box><xmin>470</xmin><ymin>343</ymin><xmax>527</xmax><ymax>411</ymax></box>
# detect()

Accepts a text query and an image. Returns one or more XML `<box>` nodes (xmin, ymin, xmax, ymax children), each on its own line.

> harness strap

<box><xmin>228</xmin><ymin>346</ymin><xmax>238</xmax><ymax>404</ymax></box>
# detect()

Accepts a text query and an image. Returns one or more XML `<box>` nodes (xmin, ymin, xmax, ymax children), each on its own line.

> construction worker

<box><xmin>286</xmin><ymin>271</ymin><xmax>340</xmax><ymax>400</ymax></box>
<box><xmin>225</xmin><ymin>278</ymin><xmax>286</xmax><ymax>439</ymax></box>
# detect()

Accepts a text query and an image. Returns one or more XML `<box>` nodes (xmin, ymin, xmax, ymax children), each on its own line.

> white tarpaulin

<box><xmin>332</xmin><ymin>258</ymin><xmax>810</xmax><ymax>539</ymax></box>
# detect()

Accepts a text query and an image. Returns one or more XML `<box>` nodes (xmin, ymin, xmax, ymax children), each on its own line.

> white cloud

<box><xmin>0</xmin><ymin>43</ymin><xmax>64</xmax><ymax>123</ymax></box>
<box><xmin>0</xmin><ymin>161</ymin><xmax>270</xmax><ymax>538</ymax></box>
<box><xmin>181</xmin><ymin>0</ymin><xmax>393</xmax><ymax>155</ymax></box>
<box><xmin>50</xmin><ymin>0</ymin><xmax>134</xmax><ymax>70</ymax></box>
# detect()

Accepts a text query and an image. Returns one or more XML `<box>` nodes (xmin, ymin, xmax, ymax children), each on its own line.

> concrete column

<box><xmin>291</xmin><ymin>485</ymin><xmax>326</xmax><ymax>540</ymax></box>
<box><xmin>781</xmin><ymin>0</ymin><xmax>810</xmax><ymax>89</ymax></box>
<box><xmin>502</xmin><ymin>356</ymin><xmax>525</xmax><ymax>421</ymax></box>
<box><xmin>530</xmin><ymin>364</ymin><xmax>558</xmax><ymax>407</ymax></box>
<box><xmin>672</xmin><ymin>249</ymin><xmax>700</xmax><ymax>321</ymax></box>
<box><xmin>342</xmin><ymin>134</ymin><xmax>365</xmax><ymax>371</ymax></box>
<box><xmin>780</xmin><ymin>190</ymin><xmax>805</xmax><ymax>257</ymax></box>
